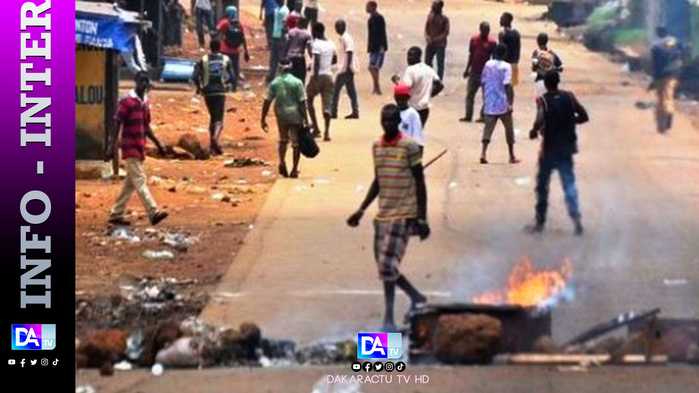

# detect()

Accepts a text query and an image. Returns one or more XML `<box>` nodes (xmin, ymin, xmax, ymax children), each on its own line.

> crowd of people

<box><xmin>106</xmin><ymin>0</ymin><xmax>692</xmax><ymax>332</ymax></box>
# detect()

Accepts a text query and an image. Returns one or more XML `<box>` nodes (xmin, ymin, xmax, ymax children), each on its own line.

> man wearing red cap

<box><xmin>394</xmin><ymin>83</ymin><xmax>424</xmax><ymax>154</ymax></box>
<box><xmin>284</xmin><ymin>13</ymin><xmax>311</xmax><ymax>83</ymax></box>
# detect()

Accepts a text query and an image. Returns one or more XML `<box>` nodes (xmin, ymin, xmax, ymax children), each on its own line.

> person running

<box><xmin>347</xmin><ymin>104</ymin><xmax>430</xmax><ymax>333</ymax></box>
<box><xmin>307</xmin><ymin>22</ymin><xmax>338</xmax><ymax>141</ymax></box>
<box><xmin>531</xmin><ymin>33</ymin><xmax>563</xmax><ymax>97</ymax></box>
<box><xmin>461</xmin><ymin>21</ymin><xmax>496</xmax><ymax>123</ymax></box>
<box><xmin>498</xmin><ymin>12</ymin><xmax>521</xmax><ymax>97</ymax></box>
<box><xmin>394</xmin><ymin>46</ymin><xmax>444</xmax><ymax>128</ymax></box>
<box><xmin>105</xmin><ymin>72</ymin><xmax>168</xmax><ymax>227</ymax></box>
<box><xmin>261</xmin><ymin>59</ymin><xmax>310</xmax><ymax>178</ymax></box>
<box><xmin>528</xmin><ymin>71</ymin><xmax>589</xmax><ymax>236</ymax></box>
<box><xmin>480</xmin><ymin>44</ymin><xmax>519</xmax><ymax>165</ymax></box>
<box><xmin>267</xmin><ymin>0</ymin><xmax>290</xmax><ymax>84</ymax></box>
<box><xmin>217</xmin><ymin>6</ymin><xmax>250</xmax><ymax>92</ymax></box>
<box><xmin>260</xmin><ymin>0</ymin><xmax>279</xmax><ymax>49</ymax></box>
<box><xmin>331</xmin><ymin>19</ymin><xmax>360</xmax><ymax>120</ymax></box>
<box><xmin>424</xmin><ymin>0</ymin><xmax>449</xmax><ymax>81</ymax></box>
<box><xmin>650</xmin><ymin>26</ymin><xmax>684</xmax><ymax>134</ymax></box>
<box><xmin>284</xmin><ymin>13</ymin><xmax>312</xmax><ymax>83</ymax></box>
<box><xmin>193</xmin><ymin>38</ymin><xmax>236</xmax><ymax>155</ymax></box>
<box><xmin>394</xmin><ymin>83</ymin><xmax>425</xmax><ymax>154</ymax></box>
<box><xmin>366</xmin><ymin>1</ymin><xmax>388</xmax><ymax>95</ymax></box>
<box><xmin>194</xmin><ymin>0</ymin><xmax>215</xmax><ymax>51</ymax></box>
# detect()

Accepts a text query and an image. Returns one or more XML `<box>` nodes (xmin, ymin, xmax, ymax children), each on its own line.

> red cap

<box><xmin>394</xmin><ymin>82</ymin><xmax>411</xmax><ymax>97</ymax></box>
<box><xmin>286</xmin><ymin>13</ymin><xmax>301</xmax><ymax>29</ymax></box>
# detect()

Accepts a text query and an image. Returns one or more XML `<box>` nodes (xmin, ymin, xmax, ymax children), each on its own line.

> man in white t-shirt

<box><xmin>480</xmin><ymin>43</ymin><xmax>519</xmax><ymax>164</ymax></box>
<box><xmin>307</xmin><ymin>22</ymin><xmax>338</xmax><ymax>141</ymax></box>
<box><xmin>393</xmin><ymin>46</ymin><xmax>444</xmax><ymax>128</ymax></box>
<box><xmin>394</xmin><ymin>83</ymin><xmax>424</xmax><ymax>153</ymax></box>
<box><xmin>331</xmin><ymin>19</ymin><xmax>360</xmax><ymax>120</ymax></box>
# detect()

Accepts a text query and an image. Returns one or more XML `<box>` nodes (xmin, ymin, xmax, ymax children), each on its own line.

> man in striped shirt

<box><xmin>105</xmin><ymin>72</ymin><xmax>169</xmax><ymax>227</ymax></box>
<box><xmin>347</xmin><ymin>104</ymin><xmax>430</xmax><ymax>332</ymax></box>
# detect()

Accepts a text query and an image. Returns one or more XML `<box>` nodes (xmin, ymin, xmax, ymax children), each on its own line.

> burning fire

<box><xmin>473</xmin><ymin>257</ymin><xmax>573</xmax><ymax>308</ymax></box>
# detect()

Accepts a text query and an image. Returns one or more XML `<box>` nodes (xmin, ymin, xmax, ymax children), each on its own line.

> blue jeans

<box><xmin>425</xmin><ymin>45</ymin><xmax>446</xmax><ymax>80</ymax></box>
<box><xmin>331</xmin><ymin>72</ymin><xmax>359</xmax><ymax>115</ymax></box>
<box><xmin>195</xmin><ymin>8</ymin><xmax>214</xmax><ymax>47</ymax></box>
<box><xmin>535</xmin><ymin>154</ymin><xmax>581</xmax><ymax>225</ymax></box>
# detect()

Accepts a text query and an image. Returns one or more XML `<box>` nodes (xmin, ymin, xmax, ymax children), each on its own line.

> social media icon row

<box><xmin>8</xmin><ymin>358</ymin><xmax>57</xmax><ymax>367</ymax></box>
<box><xmin>351</xmin><ymin>361</ymin><xmax>406</xmax><ymax>373</ymax></box>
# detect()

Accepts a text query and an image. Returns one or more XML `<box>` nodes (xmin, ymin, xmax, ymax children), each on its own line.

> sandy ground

<box><xmin>76</xmin><ymin>0</ymin><xmax>699</xmax><ymax>390</ymax></box>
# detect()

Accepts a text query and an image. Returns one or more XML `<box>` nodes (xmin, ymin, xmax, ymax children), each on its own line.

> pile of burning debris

<box><xmin>408</xmin><ymin>258</ymin><xmax>699</xmax><ymax>367</ymax></box>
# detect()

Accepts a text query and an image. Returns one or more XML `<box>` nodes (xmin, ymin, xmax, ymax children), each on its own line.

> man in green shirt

<box><xmin>261</xmin><ymin>59</ymin><xmax>309</xmax><ymax>178</ymax></box>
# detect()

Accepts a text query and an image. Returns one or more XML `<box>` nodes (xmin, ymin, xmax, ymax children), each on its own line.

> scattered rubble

<box><xmin>142</xmin><ymin>250</ymin><xmax>176</xmax><ymax>261</ymax></box>
<box><xmin>223</xmin><ymin>157</ymin><xmax>270</xmax><ymax>168</ymax></box>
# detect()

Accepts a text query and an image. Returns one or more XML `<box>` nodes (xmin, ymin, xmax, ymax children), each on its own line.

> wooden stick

<box><xmin>495</xmin><ymin>353</ymin><xmax>668</xmax><ymax>366</ymax></box>
<box><xmin>423</xmin><ymin>149</ymin><xmax>448</xmax><ymax>170</ymax></box>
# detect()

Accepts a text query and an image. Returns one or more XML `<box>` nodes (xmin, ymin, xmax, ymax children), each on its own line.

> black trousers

<box><xmin>204</xmin><ymin>94</ymin><xmax>225</xmax><ymax>125</ymax></box>
<box><xmin>417</xmin><ymin>108</ymin><xmax>430</xmax><ymax>127</ymax></box>
<box><xmin>290</xmin><ymin>56</ymin><xmax>307</xmax><ymax>84</ymax></box>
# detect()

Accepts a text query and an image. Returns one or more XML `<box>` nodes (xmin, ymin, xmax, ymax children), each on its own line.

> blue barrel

<box><xmin>160</xmin><ymin>57</ymin><xmax>196</xmax><ymax>83</ymax></box>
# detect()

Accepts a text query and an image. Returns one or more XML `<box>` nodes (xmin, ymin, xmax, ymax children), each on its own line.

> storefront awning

<box><xmin>75</xmin><ymin>1</ymin><xmax>148</xmax><ymax>52</ymax></box>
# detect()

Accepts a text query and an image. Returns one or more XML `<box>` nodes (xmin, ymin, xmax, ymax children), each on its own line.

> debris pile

<box><xmin>76</xmin><ymin>315</ymin><xmax>358</xmax><ymax>375</ymax></box>
<box><xmin>93</xmin><ymin>227</ymin><xmax>199</xmax><ymax>252</ymax></box>
<box><xmin>223</xmin><ymin>157</ymin><xmax>270</xmax><ymax>168</ymax></box>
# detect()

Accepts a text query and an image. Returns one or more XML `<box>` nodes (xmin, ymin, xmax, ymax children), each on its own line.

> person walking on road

<box><xmin>106</xmin><ymin>72</ymin><xmax>169</xmax><ymax>227</ymax></box>
<box><xmin>267</xmin><ymin>0</ymin><xmax>290</xmax><ymax>84</ymax></box>
<box><xmin>393</xmin><ymin>46</ymin><xmax>444</xmax><ymax>128</ymax></box>
<box><xmin>650</xmin><ymin>26</ymin><xmax>684</xmax><ymax>134</ymax></box>
<box><xmin>284</xmin><ymin>14</ymin><xmax>312</xmax><ymax>84</ymax></box>
<box><xmin>193</xmin><ymin>38</ymin><xmax>236</xmax><ymax>155</ymax></box>
<box><xmin>331</xmin><ymin>19</ymin><xmax>360</xmax><ymax>120</ymax></box>
<box><xmin>531</xmin><ymin>33</ymin><xmax>563</xmax><ymax>97</ymax></box>
<box><xmin>260</xmin><ymin>0</ymin><xmax>279</xmax><ymax>48</ymax></box>
<box><xmin>394</xmin><ymin>83</ymin><xmax>424</xmax><ymax>153</ymax></box>
<box><xmin>304</xmin><ymin>0</ymin><xmax>320</xmax><ymax>26</ymax></box>
<box><xmin>307</xmin><ymin>22</ymin><xmax>338</xmax><ymax>141</ymax></box>
<box><xmin>424</xmin><ymin>0</ymin><xmax>449</xmax><ymax>81</ymax></box>
<box><xmin>366</xmin><ymin>1</ymin><xmax>388</xmax><ymax>95</ymax></box>
<box><xmin>461</xmin><ymin>21</ymin><xmax>496</xmax><ymax>123</ymax></box>
<box><xmin>261</xmin><ymin>59</ymin><xmax>310</xmax><ymax>178</ymax></box>
<box><xmin>347</xmin><ymin>104</ymin><xmax>430</xmax><ymax>333</ymax></box>
<box><xmin>528</xmin><ymin>70</ymin><xmax>588</xmax><ymax>236</ymax></box>
<box><xmin>195</xmin><ymin>0</ymin><xmax>216</xmax><ymax>51</ymax></box>
<box><xmin>480</xmin><ymin>44</ymin><xmax>519</xmax><ymax>165</ymax></box>
<box><xmin>498</xmin><ymin>12</ymin><xmax>521</xmax><ymax>98</ymax></box>
<box><xmin>216</xmin><ymin>6</ymin><xmax>250</xmax><ymax>92</ymax></box>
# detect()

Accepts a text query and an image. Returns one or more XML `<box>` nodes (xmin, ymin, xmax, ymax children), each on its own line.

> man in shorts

<box><xmin>366</xmin><ymin>1</ymin><xmax>388</xmax><ymax>95</ymax></box>
<box><xmin>347</xmin><ymin>104</ymin><xmax>430</xmax><ymax>333</ymax></box>
<box><xmin>261</xmin><ymin>59</ymin><xmax>310</xmax><ymax>178</ymax></box>
<box><xmin>307</xmin><ymin>22</ymin><xmax>338</xmax><ymax>141</ymax></box>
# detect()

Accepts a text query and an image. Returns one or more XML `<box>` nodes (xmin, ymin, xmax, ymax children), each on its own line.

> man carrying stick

<box><xmin>348</xmin><ymin>104</ymin><xmax>430</xmax><ymax>333</ymax></box>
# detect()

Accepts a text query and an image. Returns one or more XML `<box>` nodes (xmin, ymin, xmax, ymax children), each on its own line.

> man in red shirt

<box><xmin>105</xmin><ymin>72</ymin><xmax>168</xmax><ymax>226</ymax></box>
<box><xmin>461</xmin><ymin>22</ymin><xmax>495</xmax><ymax>123</ymax></box>
<box><xmin>216</xmin><ymin>6</ymin><xmax>250</xmax><ymax>91</ymax></box>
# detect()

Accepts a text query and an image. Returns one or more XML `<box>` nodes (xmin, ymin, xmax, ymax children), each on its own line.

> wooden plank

<box><xmin>495</xmin><ymin>353</ymin><xmax>668</xmax><ymax>365</ymax></box>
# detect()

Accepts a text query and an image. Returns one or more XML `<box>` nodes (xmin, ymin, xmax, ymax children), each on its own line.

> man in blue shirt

<box><xmin>260</xmin><ymin>0</ymin><xmax>280</xmax><ymax>49</ymax></box>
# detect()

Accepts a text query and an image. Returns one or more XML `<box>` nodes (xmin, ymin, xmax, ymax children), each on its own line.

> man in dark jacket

<box><xmin>528</xmin><ymin>71</ymin><xmax>589</xmax><ymax>236</ymax></box>
<box><xmin>651</xmin><ymin>26</ymin><xmax>684</xmax><ymax>134</ymax></box>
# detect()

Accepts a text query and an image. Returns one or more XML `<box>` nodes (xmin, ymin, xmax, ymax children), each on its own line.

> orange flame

<box><xmin>473</xmin><ymin>257</ymin><xmax>572</xmax><ymax>307</ymax></box>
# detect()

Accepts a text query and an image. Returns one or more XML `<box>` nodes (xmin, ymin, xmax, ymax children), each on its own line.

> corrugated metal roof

<box><xmin>75</xmin><ymin>1</ymin><xmax>144</xmax><ymax>25</ymax></box>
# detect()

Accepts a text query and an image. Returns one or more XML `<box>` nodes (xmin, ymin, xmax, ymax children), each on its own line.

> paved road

<box><xmin>200</xmin><ymin>0</ymin><xmax>699</xmax><ymax>345</ymax></box>
<box><xmin>76</xmin><ymin>0</ymin><xmax>699</xmax><ymax>391</ymax></box>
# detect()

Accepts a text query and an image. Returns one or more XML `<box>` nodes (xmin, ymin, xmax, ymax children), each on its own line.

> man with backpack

<box><xmin>216</xmin><ymin>6</ymin><xmax>250</xmax><ymax>91</ymax></box>
<box><xmin>651</xmin><ymin>26</ymin><xmax>685</xmax><ymax>134</ymax></box>
<box><xmin>193</xmin><ymin>38</ymin><xmax>236</xmax><ymax>155</ymax></box>
<box><xmin>531</xmin><ymin>33</ymin><xmax>563</xmax><ymax>97</ymax></box>
<box><xmin>528</xmin><ymin>70</ymin><xmax>589</xmax><ymax>236</ymax></box>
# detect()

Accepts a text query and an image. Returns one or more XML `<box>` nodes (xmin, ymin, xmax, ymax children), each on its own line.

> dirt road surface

<box><xmin>77</xmin><ymin>0</ymin><xmax>699</xmax><ymax>390</ymax></box>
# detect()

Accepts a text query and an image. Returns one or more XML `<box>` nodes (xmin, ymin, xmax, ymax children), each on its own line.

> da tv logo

<box><xmin>11</xmin><ymin>324</ymin><xmax>56</xmax><ymax>350</ymax></box>
<box><xmin>357</xmin><ymin>333</ymin><xmax>402</xmax><ymax>359</ymax></box>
